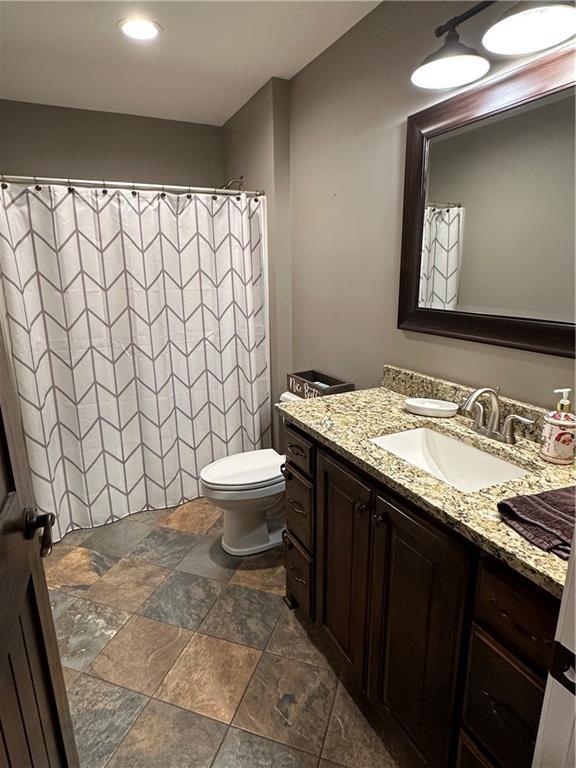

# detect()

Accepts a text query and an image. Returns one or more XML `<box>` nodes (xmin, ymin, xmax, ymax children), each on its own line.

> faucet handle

<box><xmin>501</xmin><ymin>414</ymin><xmax>535</xmax><ymax>444</ymax></box>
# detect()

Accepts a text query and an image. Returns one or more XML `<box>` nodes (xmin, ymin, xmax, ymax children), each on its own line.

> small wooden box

<box><xmin>287</xmin><ymin>370</ymin><xmax>354</xmax><ymax>399</ymax></box>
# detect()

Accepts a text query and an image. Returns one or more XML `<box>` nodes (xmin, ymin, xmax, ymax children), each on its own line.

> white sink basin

<box><xmin>370</xmin><ymin>427</ymin><xmax>529</xmax><ymax>493</ymax></box>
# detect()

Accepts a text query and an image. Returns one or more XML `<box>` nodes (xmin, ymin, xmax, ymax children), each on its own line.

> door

<box><xmin>368</xmin><ymin>494</ymin><xmax>469</xmax><ymax>768</ymax></box>
<box><xmin>0</xmin><ymin>325</ymin><xmax>78</xmax><ymax>766</ymax></box>
<box><xmin>532</xmin><ymin>530</ymin><xmax>576</xmax><ymax>768</ymax></box>
<box><xmin>316</xmin><ymin>451</ymin><xmax>372</xmax><ymax>686</ymax></box>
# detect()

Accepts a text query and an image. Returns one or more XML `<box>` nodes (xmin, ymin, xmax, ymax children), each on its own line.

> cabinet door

<box><xmin>369</xmin><ymin>495</ymin><xmax>470</xmax><ymax>768</ymax></box>
<box><xmin>316</xmin><ymin>451</ymin><xmax>372</xmax><ymax>685</ymax></box>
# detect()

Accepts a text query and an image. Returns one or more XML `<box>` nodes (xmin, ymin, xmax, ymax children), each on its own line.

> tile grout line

<box><xmin>65</xmin><ymin>506</ymin><xmax>217</xmax><ymax>768</ymax></box>
<box><xmin>205</xmin><ymin>581</ymin><xmax>287</xmax><ymax>768</ymax></box>
<box><xmin>315</xmin><ymin>668</ymin><xmax>340</xmax><ymax>768</ymax></box>
<box><xmin>54</xmin><ymin>505</ymin><xmax>338</xmax><ymax>767</ymax></box>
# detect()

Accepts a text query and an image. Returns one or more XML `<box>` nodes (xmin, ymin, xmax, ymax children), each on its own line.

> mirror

<box><xmin>398</xmin><ymin>47</ymin><xmax>575</xmax><ymax>358</ymax></box>
<box><xmin>419</xmin><ymin>90</ymin><xmax>574</xmax><ymax>322</ymax></box>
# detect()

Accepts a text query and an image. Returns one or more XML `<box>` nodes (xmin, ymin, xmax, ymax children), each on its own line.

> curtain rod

<box><xmin>0</xmin><ymin>175</ymin><xmax>265</xmax><ymax>198</ymax></box>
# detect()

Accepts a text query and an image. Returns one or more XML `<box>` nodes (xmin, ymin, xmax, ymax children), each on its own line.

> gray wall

<box><xmin>289</xmin><ymin>1</ymin><xmax>575</xmax><ymax>407</ymax></box>
<box><xmin>224</xmin><ymin>78</ymin><xmax>292</xmax><ymax>442</ymax></box>
<box><xmin>0</xmin><ymin>100</ymin><xmax>224</xmax><ymax>186</ymax></box>
<box><xmin>428</xmin><ymin>94</ymin><xmax>575</xmax><ymax>322</ymax></box>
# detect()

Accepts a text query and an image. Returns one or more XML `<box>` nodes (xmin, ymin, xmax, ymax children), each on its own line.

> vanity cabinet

<box><xmin>281</xmin><ymin>422</ymin><xmax>560</xmax><ymax>768</ymax></box>
<box><xmin>369</xmin><ymin>495</ymin><xmax>470</xmax><ymax>768</ymax></box>
<box><xmin>316</xmin><ymin>452</ymin><xmax>373</xmax><ymax>686</ymax></box>
<box><xmin>462</xmin><ymin>627</ymin><xmax>544</xmax><ymax>768</ymax></box>
<box><xmin>457</xmin><ymin>561</ymin><xmax>558</xmax><ymax>768</ymax></box>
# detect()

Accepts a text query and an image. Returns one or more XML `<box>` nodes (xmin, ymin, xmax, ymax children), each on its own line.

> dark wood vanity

<box><xmin>281</xmin><ymin>421</ymin><xmax>560</xmax><ymax>768</ymax></box>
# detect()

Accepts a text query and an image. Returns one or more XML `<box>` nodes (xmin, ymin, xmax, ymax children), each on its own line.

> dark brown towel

<box><xmin>498</xmin><ymin>486</ymin><xmax>575</xmax><ymax>560</ymax></box>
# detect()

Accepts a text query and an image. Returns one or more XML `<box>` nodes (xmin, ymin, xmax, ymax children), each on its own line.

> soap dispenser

<box><xmin>539</xmin><ymin>388</ymin><xmax>576</xmax><ymax>465</ymax></box>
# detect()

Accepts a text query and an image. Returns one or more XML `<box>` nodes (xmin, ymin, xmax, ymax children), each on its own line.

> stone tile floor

<box><xmin>47</xmin><ymin>499</ymin><xmax>395</xmax><ymax>768</ymax></box>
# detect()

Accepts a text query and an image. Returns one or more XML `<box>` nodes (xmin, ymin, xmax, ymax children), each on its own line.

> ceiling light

<box><xmin>482</xmin><ymin>2</ymin><xmax>576</xmax><ymax>55</ymax></box>
<box><xmin>119</xmin><ymin>18</ymin><xmax>162</xmax><ymax>41</ymax></box>
<box><xmin>411</xmin><ymin>30</ymin><xmax>490</xmax><ymax>90</ymax></box>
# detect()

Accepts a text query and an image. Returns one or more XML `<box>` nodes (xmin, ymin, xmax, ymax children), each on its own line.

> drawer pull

<box><xmin>280</xmin><ymin>463</ymin><xmax>293</xmax><ymax>481</ymax></box>
<box><xmin>289</xmin><ymin>566</ymin><xmax>307</xmax><ymax>585</ymax></box>
<box><xmin>481</xmin><ymin>690</ymin><xmax>535</xmax><ymax>746</ymax></box>
<box><xmin>287</xmin><ymin>443</ymin><xmax>306</xmax><ymax>457</ymax></box>
<box><xmin>489</xmin><ymin>597</ymin><xmax>553</xmax><ymax>646</ymax></box>
<box><xmin>287</xmin><ymin>497</ymin><xmax>306</xmax><ymax>516</ymax></box>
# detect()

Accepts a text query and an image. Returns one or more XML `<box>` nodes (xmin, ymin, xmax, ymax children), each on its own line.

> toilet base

<box><xmin>206</xmin><ymin>491</ymin><xmax>286</xmax><ymax>557</ymax></box>
<box><xmin>221</xmin><ymin>524</ymin><xmax>284</xmax><ymax>556</ymax></box>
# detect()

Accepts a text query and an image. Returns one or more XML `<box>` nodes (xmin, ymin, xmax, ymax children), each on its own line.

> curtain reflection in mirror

<box><xmin>419</xmin><ymin>205</ymin><xmax>465</xmax><ymax>310</ymax></box>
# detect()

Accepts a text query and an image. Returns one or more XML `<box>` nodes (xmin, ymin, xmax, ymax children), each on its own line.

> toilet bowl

<box><xmin>199</xmin><ymin>391</ymin><xmax>300</xmax><ymax>556</ymax></box>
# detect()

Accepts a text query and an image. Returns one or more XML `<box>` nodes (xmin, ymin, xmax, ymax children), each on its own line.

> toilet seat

<box><xmin>200</xmin><ymin>477</ymin><xmax>285</xmax><ymax>502</ymax></box>
<box><xmin>200</xmin><ymin>449</ymin><xmax>285</xmax><ymax>492</ymax></box>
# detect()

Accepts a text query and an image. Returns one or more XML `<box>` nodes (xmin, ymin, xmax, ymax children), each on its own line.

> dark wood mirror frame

<box><xmin>398</xmin><ymin>46</ymin><xmax>576</xmax><ymax>358</ymax></box>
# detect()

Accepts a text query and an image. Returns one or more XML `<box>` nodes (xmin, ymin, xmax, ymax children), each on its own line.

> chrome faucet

<box><xmin>461</xmin><ymin>387</ymin><xmax>534</xmax><ymax>445</ymax></box>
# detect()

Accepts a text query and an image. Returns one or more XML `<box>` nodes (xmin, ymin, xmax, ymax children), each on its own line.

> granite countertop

<box><xmin>278</xmin><ymin>387</ymin><xmax>575</xmax><ymax>597</ymax></box>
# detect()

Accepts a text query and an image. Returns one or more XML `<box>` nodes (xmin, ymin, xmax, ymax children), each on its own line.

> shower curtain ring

<box><xmin>160</xmin><ymin>185</ymin><xmax>166</xmax><ymax>199</ymax></box>
<box><xmin>1</xmin><ymin>174</ymin><xmax>7</xmax><ymax>190</ymax></box>
<box><xmin>67</xmin><ymin>180</ymin><xmax>74</xmax><ymax>194</ymax></box>
<box><xmin>131</xmin><ymin>182</ymin><xmax>137</xmax><ymax>198</ymax></box>
<box><xmin>102</xmin><ymin>180</ymin><xmax>108</xmax><ymax>195</ymax></box>
<box><xmin>212</xmin><ymin>188</ymin><xmax>218</xmax><ymax>201</ymax></box>
<box><xmin>187</xmin><ymin>186</ymin><xmax>192</xmax><ymax>200</ymax></box>
<box><xmin>34</xmin><ymin>176</ymin><xmax>42</xmax><ymax>192</ymax></box>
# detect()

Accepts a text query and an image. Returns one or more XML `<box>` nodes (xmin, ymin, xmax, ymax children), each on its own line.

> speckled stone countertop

<box><xmin>278</xmin><ymin>388</ymin><xmax>575</xmax><ymax>597</ymax></box>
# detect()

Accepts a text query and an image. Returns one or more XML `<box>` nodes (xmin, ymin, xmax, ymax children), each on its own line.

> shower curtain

<box><xmin>419</xmin><ymin>205</ymin><xmax>465</xmax><ymax>310</ymax></box>
<box><xmin>0</xmin><ymin>185</ymin><xmax>270</xmax><ymax>539</ymax></box>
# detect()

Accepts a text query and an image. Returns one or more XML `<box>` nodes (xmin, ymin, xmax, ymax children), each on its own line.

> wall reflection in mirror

<box><xmin>419</xmin><ymin>88</ymin><xmax>575</xmax><ymax>324</ymax></box>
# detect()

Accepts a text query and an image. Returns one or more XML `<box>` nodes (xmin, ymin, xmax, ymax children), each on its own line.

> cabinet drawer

<box><xmin>464</xmin><ymin>626</ymin><xmax>544</xmax><ymax>768</ymax></box>
<box><xmin>476</xmin><ymin>560</ymin><xmax>558</xmax><ymax>676</ymax></box>
<box><xmin>457</xmin><ymin>733</ymin><xmax>496</xmax><ymax>768</ymax></box>
<box><xmin>281</xmin><ymin>463</ymin><xmax>313</xmax><ymax>551</ymax></box>
<box><xmin>283</xmin><ymin>530</ymin><xmax>314</xmax><ymax>619</ymax></box>
<box><xmin>284</xmin><ymin>424</ymin><xmax>314</xmax><ymax>476</ymax></box>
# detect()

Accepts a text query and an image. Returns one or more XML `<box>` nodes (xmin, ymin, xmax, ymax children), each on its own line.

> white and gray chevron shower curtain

<box><xmin>419</xmin><ymin>205</ymin><xmax>465</xmax><ymax>310</ymax></box>
<box><xmin>0</xmin><ymin>185</ymin><xmax>270</xmax><ymax>539</ymax></box>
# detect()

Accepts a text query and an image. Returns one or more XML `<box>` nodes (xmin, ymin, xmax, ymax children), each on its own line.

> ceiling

<box><xmin>0</xmin><ymin>1</ymin><xmax>379</xmax><ymax>126</ymax></box>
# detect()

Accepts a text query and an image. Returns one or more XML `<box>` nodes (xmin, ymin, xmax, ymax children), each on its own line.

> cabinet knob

<box><xmin>372</xmin><ymin>510</ymin><xmax>385</xmax><ymax>526</ymax></box>
<box><xmin>280</xmin><ymin>463</ymin><xmax>293</xmax><ymax>481</ymax></box>
<box><xmin>355</xmin><ymin>501</ymin><xmax>369</xmax><ymax>515</ymax></box>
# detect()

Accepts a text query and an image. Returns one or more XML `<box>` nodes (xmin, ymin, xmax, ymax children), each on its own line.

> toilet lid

<box><xmin>200</xmin><ymin>449</ymin><xmax>285</xmax><ymax>490</ymax></box>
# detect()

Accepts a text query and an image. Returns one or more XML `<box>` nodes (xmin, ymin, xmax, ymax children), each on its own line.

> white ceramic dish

<box><xmin>404</xmin><ymin>398</ymin><xmax>459</xmax><ymax>418</ymax></box>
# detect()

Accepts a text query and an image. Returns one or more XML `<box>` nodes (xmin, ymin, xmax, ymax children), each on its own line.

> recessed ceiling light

<box><xmin>482</xmin><ymin>2</ymin><xmax>576</xmax><ymax>55</ymax></box>
<box><xmin>411</xmin><ymin>30</ymin><xmax>490</xmax><ymax>90</ymax></box>
<box><xmin>118</xmin><ymin>18</ymin><xmax>162</xmax><ymax>41</ymax></box>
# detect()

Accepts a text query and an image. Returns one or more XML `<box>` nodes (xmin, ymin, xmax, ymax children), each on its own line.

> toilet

<box><xmin>200</xmin><ymin>391</ymin><xmax>300</xmax><ymax>556</ymax></box>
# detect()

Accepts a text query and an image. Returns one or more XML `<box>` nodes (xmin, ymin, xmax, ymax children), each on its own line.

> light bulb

<box><xmin>412</xmin><ymin>30</ymin><xmax>490</xmax><ymax>90</ymax></box>
<box><xmin>119</xmin><ymin>18</ymin><xmax>162</xmax><ymax>41</ymax></box>
<box><xmin>483</xmin><ymin>2</ymin><xmax>576</xmax><ymax>55</ymax></box>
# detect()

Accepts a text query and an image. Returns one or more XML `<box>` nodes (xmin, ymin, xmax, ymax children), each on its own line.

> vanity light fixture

<box><xmin>482</xmin><ymin>2</ymin><xmax>576</xmax><ymax>55</ymax></box>
<box><xmin>413</xmin><ymin>0</ymin><xmax>576</xmax><ymax>91</ymax></box>
<box><xmin>411</xmin><ymin>29</ymin><xmax>490</xmax><ymax>89</ymax></box>
<box><xmin>118</xmin><ymin>18</ymin><xmax>162</xmax><ymax>41</ymax></box>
